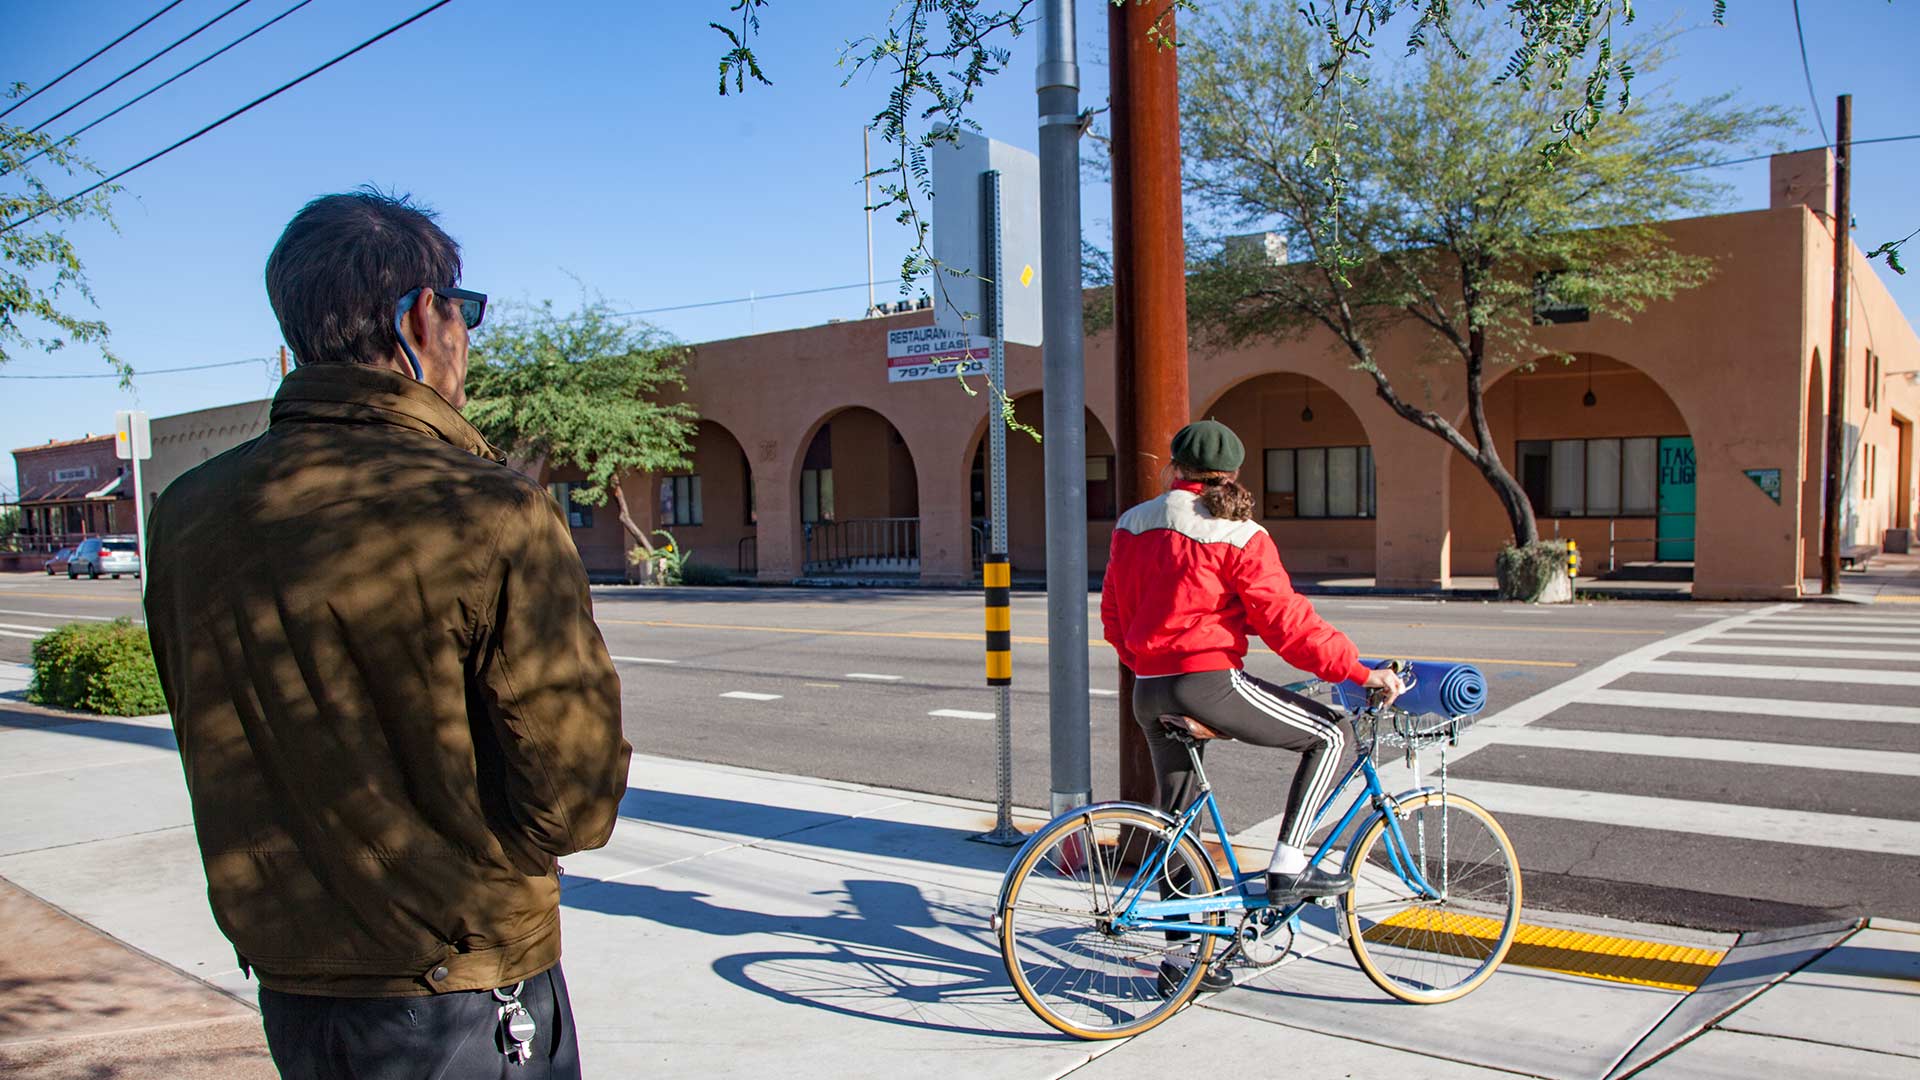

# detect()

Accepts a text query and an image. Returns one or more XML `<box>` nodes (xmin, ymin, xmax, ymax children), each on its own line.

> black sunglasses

<box><xmin>398</xmin><ymin>285</ymin><xmax>487</xmax><ymax>330</ymax></box>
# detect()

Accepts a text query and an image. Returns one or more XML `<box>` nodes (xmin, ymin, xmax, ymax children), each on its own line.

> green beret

<box><xmin>1170</xmin><ymin>420</ymin><xmax>1245</xmax><ymax>473</ymax></box>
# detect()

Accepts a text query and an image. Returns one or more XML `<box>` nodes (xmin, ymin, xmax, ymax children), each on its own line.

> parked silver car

<box><xmin>44</xmin><ymin>547</ymin><xmax>75</xmax><ymax>576</ymax></box>
<box><xmin>69</xmin><ymin>536</ymin><xmax>141</xmax><ymax>580</ymax></box>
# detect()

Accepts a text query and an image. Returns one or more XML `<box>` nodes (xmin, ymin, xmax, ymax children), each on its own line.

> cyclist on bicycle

<box><xmin>1102</xmin><ymin>420</ymin><xmax>1405</xmax><ymax>908</ymax></box>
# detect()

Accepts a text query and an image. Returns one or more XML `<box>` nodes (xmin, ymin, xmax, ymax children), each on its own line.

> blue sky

<box><xmin>2</xmin><ymin>0</ymin><xmax>1916</xmax><ymax>478</ymax></box>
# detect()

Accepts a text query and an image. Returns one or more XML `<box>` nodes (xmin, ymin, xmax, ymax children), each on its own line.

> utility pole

<box><xmin>864</xmin><ymin>126</ymin><xmax>878</xmax><ymax>318</ymax></box>
<box><xmin>1108</xmin><ymin>0</ymin><xmax>1191</xmax><ymax>803</ymax></box>
<box><xmin>278</xmin><ymin>344</ymin><xmax>288</xmax><ymax>377</ymax></box>
<box><xmin>1037</xmin><ymin>0</ymin><xmax>1092</xmax><ymax>817</ymax></box>
<box><xmin>1821</xmin><ymin>93</ymin><xmax>1853</xmax><ymax>595</ymax></box>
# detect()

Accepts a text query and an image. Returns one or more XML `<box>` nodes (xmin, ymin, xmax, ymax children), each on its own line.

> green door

<box><xmin>1657</xmin><ymin>436</ymin><xmax>1696</xmax><ymax>562</ymax></box>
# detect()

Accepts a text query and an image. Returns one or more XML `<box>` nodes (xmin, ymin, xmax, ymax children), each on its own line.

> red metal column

<box><xmin>1108</xmin><ymin>0</ymin><xmax>1192</xmax><ymax>804</ymax></box>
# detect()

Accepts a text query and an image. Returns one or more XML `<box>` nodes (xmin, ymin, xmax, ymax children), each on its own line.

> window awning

<box><xmin>84</xmin><ymin>475</ymin><xmax>123</xmax><ymax>499</ymax></box>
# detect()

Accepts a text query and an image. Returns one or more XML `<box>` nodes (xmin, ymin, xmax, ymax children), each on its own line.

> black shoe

<box><xmin>1266</xmin><ymin>865</ymin><xmax>1354</xmax><ymax>899</ymax></box>
<box><xmin>1155</xmin><ymin>958</ymin><xmax>1234</xmax><ymax>998</ymax></box>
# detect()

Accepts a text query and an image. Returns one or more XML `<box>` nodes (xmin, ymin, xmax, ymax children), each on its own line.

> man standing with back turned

<box><xmin>146</xmin><ymin>190</ymin><xmax>631</xmax><ymax>1079</ymax></box>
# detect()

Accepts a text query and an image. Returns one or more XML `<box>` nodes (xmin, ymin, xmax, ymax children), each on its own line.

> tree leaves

<box><xmin>1</xmin><ymin>84</ymin><xmax>121</xmax><ymax>377</ymax></box>
<box><xmin>463</xmin><ymin>298</ymin><xmax>698</xmax><ymax>508</ymax></box>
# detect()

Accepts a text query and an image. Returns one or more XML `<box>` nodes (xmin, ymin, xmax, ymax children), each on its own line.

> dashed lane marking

<box><xmin>720</xmin><ymin>691</ymin><xmax>782</xmax><ymax>702</ymax></box>
<box><xmin>1576</xmin><ymin>688</ymin><xmax>1920</xmax><ymax>724</ymax></box>
<box><xmin>1637</xmin><ymin>659</ymin><xmax>1920</xmax><ymax>686</ymax></box>
<box><xmin>0</xmin><ymin>630</ymin><xmax>42</xmax><ymax>641</ymax></box>
<box><xmin>610</xmin><ymin>656</ymin><xmax>678</xmax><ymax>665</ymax></box>
<box><xmin>803</xmin><ymin>682</ymin><xmax>840</xmax><ymax>689</ymax></box>
<box><xmin>929</xmin><ymin>709</ymin><xmax>995</xmax><ymax>720</ymax></box>
<box><xmin>1090</xmin><ymin>689</ymin><xmax>1119</xmax><ymax>697</ymax></box>
<box><xmin>0</xmin><ymin>622</ymin><xmax>57</xmax><ymax>634</ymax></box>
<box><xmin>845</xmin><ymin>673</ymin><xmax>904</xmax><ymax>682</ymax></box>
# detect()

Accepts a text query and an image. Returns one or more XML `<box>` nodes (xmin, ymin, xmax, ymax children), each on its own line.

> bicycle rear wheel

<box><xmin>1343</xmin><ymin>792</ymin><xmax>1521</xmax><ymax>1004</ymax></box>
<box><xmin>998</xmin><ymin>805</ymin><xmax>1222</xmax><ymax>1039</ymax></box>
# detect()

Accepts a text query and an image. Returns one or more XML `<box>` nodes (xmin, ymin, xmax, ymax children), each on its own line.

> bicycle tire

<box><xmin>1343</xmin><ymin>792</ymin><xmax>1521</xmax><ymax>1004</ymax></box>
<box><xmin>998</xmin><ymin>804</ymin><xmax>1223</xmax><ymax>1039</ymax></box>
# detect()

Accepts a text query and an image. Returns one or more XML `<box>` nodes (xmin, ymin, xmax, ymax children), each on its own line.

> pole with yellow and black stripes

<box><xmin>974</xmin><ymin>168</ymin><xmax>1024</xmax><ymax>846</ymax></box>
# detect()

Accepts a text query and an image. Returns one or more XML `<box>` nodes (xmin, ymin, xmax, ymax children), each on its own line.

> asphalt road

<box><xmin>6</xmin><ymin>574</ymin><xmax>1914</xmax><ymax>934</ymax></box>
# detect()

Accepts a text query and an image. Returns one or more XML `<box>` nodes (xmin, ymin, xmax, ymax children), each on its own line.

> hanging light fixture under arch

<box><xmin>1582</xmin><ymin>356</ymin><xmax>1598</xmax><ymax>408</ymax></box>
<box><xmin>1301</xmin><ymin>377</ymin><xmax>1315</xmax><ymax>422</ymax></box>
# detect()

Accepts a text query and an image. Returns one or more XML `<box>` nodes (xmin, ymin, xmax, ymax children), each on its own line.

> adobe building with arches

<box><xmin>542</xmin><ymin>148</ymin><xmax>1918</xmax><ymax>602</ymax></box>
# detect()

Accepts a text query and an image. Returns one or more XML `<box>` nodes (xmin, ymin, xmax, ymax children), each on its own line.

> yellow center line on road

<box><xmin>601</xmin><ymin>619</ymin><xmax>1578</xmax><ymax>668</ymax></box>
<box><xmin>0</xmin><ymin>590</ymin><xmax>142</xmax><ymax>606</ymax></box>
<box><xmin>1342</xmin><ymin>621</ymin><xmax>1664</xmax><ymax>636</ymax></box>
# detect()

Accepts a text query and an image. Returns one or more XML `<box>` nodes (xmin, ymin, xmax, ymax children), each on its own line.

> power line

<box><xmin>606</xmin><ymin>282</ymin><xmax>877</xmax><ymax>319</ymax></box>
<box><xmin>18</xmin><ymin>0</ymin><xmax>321</xmax><ymax>172</ymax></box>
<box><xmin>23</xmin><ymin>0</ymin><xmax>258</xmax><ymax>138</ymax></box>
<box><xmin>1789</xmin><ymin>0</ymin><xmax>1829</xmax><ymax>146</ymax></box>
<box><xmin>1671</xmin><ymin>133</ymin><xmax>1920</xmax><ymax>174</ymax></box>
<box><xmin>0</xmin><ymin>0</ymin><xmax>457</xmax><ymax>238</ymax></box>
<box><xmin>0</xmin><ymin>358</ymin><xmax>269</xmax><ymax>381</ymax></box>
<box><xmin>0</xmin><ymin>1</ymin><xmax>189</xmax><ymax>120</ymax></box>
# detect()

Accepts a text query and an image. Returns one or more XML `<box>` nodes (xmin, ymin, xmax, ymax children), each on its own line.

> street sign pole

<box><xmin>975</xmin><ymin>168</ymin><xmax>1023</xmax><ymax>846</ymax></box>
<box><xmin>114</xmin><ymin>410</ymin><xmax>152</xmax><ymax>598</ymax></box>
<box><xmin>1037</xmin><ymin>0</ymin><xmax>1091</xmax><ymax>818</ymax></box>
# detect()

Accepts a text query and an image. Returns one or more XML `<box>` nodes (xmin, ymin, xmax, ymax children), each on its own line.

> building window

<box><xmin>1263</xmin><ymin>447</ymin><xmax>1374</xmax><ymax>519</ymax></box>
<box><xmin>1517</xmin><ymin>437</ymin><xmax>1659</xmax><ymax>518</ymax></box>
<box><xmin>548</xmin><ymin>482</ymin><xmax>594</xmax><ymax>529</ymax></box>
<box><xmin>1087</xmin><ymin>455</ymin><xmax>1117</xmax><ymax>519</ymax></box>
<box><xmin>801</xmin><ymin>468</ymin><xmax>834</xmax><ymax>523</ymax></box>
<box><xmin>661</xmin><ymin>475</ymin><xmax>703</xmax><ymax>526</ymax></box>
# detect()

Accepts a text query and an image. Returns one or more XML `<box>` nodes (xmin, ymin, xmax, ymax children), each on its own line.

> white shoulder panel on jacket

<box><xmin>1116</xmin><ymin>491</ymin><xmax>1263</xmax><ymax>548</ymax></box>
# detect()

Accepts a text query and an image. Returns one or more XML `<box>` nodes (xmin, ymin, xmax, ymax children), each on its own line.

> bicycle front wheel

<box><xmin>998</xmin><ymin>805</ymin><xmax>1222</xmax><ymax>1039</ymax></box>
<box><xmin>1344</xmin><ymin>792</ymin><xmax>1521</xmax><ymax>1004</ymax></box>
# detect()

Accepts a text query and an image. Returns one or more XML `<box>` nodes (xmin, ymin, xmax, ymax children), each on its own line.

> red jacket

<box><xmin>1101</xmin><ymin>483</ymin><xmax>1371</xmax><ymax>685</ymax></box>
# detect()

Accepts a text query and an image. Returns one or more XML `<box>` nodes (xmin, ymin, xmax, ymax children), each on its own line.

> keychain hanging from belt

<box><xmin>493</xmin><ymin>982</ymin><xmax>537</xmax><ymax>1064</ymax></box>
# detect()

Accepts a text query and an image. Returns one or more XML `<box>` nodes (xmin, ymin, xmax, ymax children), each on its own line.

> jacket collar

<box><xmin>1172</xmin><ymin>481</ymin><xmax>1205</xmax><ymax>494</ymax></box>
<box><xmin>271</xmin><ymin>363</ymin><xmax>505</xmax><ymax>463</ymax></box>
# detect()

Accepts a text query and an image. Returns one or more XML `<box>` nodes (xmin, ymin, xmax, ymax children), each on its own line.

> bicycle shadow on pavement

<box><xmin>560</xmin><ymin>857</ymin><xmax>1059</xmax><ymax>1037</ymax></box>
<box><xmin>562</xmin><ymin>874</ymin><xmax>1062</xmax><ymax>1040</ymax></box>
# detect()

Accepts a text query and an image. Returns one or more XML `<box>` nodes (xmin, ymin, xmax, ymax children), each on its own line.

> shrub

<box><xmin>28</xmin><ymin>619</ymin><xmax>168</xmax><ymax>716</ymax></box>
<box><xmin>678</xmin><ymin>561</ymin><xmax>735</xmax><ymax>586</ymax></box>
<box><xmin>1496</xmin><ymin>540</ymin><xmax>1574</xmax><ymax>603</ymax></box>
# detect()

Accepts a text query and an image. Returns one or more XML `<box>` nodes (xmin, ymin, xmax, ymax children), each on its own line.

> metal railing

<box><xmin>737</xmin><ymin>535</ymin><xmax>757</xmax><ymax>576</ymax></box>
<box><xmin>6</xmin><ymin>532</ymin><xmax>101</xmax><ymax>556</ymax></box>
<box><xmin>970</xmin><ymin>521</ymin><xmax>989</xmax><ymax>569</ymax></box>
<box><xmin>1607</xmin><ymin>514</ymin><xmax>1696</xmax><ymax>572</ymax></box>
<box><xmin>803</xmin><ymin>517</ymin><xmax>920</xmax><ymax>574</ymax></box>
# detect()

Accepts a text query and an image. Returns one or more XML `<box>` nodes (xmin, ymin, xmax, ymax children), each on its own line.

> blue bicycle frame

<box><xmin>1109</xmin><ymin>723</ymin><xmax>1443</xmax><ymax>938</ymax></box>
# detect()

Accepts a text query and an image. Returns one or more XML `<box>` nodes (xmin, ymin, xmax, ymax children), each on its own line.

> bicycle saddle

<box><xmin>1158</xmin><ymin>714</ymin><xmax>1231</xmax><ymax>741</ymax></box>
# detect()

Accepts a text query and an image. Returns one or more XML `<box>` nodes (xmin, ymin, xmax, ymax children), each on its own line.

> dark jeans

<box><xmin>258</xmin><ymin>964</ymin><xmax>579</xmax><ymax>1080</ymax></box>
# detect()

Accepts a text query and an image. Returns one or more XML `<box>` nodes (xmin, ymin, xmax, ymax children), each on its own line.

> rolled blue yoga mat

<box><xmin>1330</xmin><ymin>659</ymin><xmax>1488</xmax><ymax>717</ymax></box>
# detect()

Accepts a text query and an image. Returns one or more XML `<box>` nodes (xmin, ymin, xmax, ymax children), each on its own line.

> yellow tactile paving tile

<box><xmin>1363</xmin><ymin>908</ymin><xmax>1727</xmax><ymax>991</ymax></box>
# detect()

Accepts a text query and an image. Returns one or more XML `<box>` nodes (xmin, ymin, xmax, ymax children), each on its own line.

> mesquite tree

<box><xmin>464</xmin><ymin>299</ymin><xmax>698</xmax><ymax>580</ymax></box>
<box><xmin>1180</xmin><ymin>1</ymin><xmax>1790</xmax><ymax>547</ymax></box>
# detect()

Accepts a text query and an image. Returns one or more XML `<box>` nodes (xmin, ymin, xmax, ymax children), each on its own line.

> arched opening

<box><xmin>966</xmin><ymin>396</ymin><xmax>1117</xmax><ymax>575</ymax></box>
<box><xmin>795</xmin><ymin>406</ymin><xmax>921</xmax><ymax>576</ymax></box>
<box><xmin>1449</xmin><ymin>354</ymin><xmax>1694</xmax><ymax>577</ymax></box>
<box><xmin>655</xmin><ymin>419</ymin><xmax>755</xmax><ymax>578</ymax></box>
<box><xmin>1201</xmin><ymin>372</ymin><xmax>1379</xmax><ymax>576</ymax></box>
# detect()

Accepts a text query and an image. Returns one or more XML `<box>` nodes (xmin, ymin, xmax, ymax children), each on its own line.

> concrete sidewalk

<box><xmin>2</xmin><ymin>662</ymin><xmax>1913</xmax><ymax>1078</ymax></box>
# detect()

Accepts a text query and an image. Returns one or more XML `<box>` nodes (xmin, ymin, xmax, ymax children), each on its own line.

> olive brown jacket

<box><xmin>146</xmin><ymin>363</ymin><xmax>631</xmax><ymax>998</ymax></box>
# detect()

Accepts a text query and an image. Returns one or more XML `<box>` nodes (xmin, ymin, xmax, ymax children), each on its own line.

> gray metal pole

<box><xmin>1038</xmin><ymin>0</ymin><xmax>1091</xmax><ymax>816</ymax></box>
<box><xmin>974</xmin><ymin>169</ymin><xmax>1023</xmax><ymax>846</ymax></box>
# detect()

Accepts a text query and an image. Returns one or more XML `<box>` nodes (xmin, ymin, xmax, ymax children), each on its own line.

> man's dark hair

<box><xmin>265</xmin><ymin>189</ymin><xmax>462</xmax><ymax>367</ymax></box>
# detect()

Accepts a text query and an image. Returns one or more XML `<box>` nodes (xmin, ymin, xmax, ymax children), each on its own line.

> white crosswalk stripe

<box><xmin>1709</xmin><ymin>631</ymin><xmax>1920</xmax><ymax>646</ymax></box>
<box><xmin>1575</xmin><ymin>688</ymin><xmax>1920</xmax><ymax>724</ymax></box>
<box><xmin>1637</xmin><ymin>659</ymin><xmax>1920</xmax><ymax>686</ymax></box>
<box><xmin>1670</xmin><ymin>643</ymin><xmax>1920</xmax><ymax>661</ymax></box>
<box><xmin>1483</xmin><ymin>727</ymin><xmax>1920</xmax><ymax>776</ymax></box>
